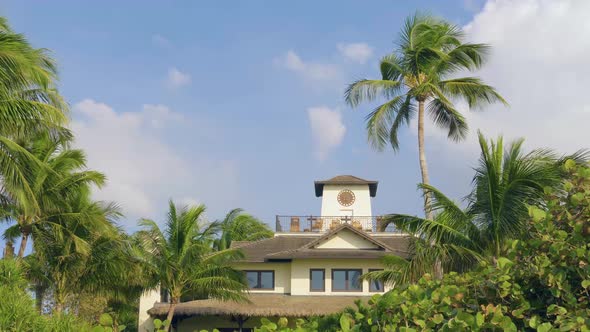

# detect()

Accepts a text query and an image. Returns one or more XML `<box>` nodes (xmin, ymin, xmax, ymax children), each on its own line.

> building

<box><xmin>139</xmin><ymin>175</ymin><xmax>410</xmax><ymax>332</ymax></box>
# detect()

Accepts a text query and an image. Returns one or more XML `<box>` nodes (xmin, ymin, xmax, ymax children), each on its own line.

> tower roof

<box><xmin>314</xmin><ymin>175</ymin><xmax>378</xmax><ymax>197</ymax></box>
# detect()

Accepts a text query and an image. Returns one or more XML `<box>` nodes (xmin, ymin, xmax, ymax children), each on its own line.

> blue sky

<box><xmin>2</xmin><ymin>0</ymin><xmax>589</xmax><ymax>237</ymax></box>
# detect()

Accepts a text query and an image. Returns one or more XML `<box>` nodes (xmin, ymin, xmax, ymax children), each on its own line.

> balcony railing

<box><xmin>275</xmin><ymin>215</ymin><xmax>399</xmax><ymax>233</ymax></box>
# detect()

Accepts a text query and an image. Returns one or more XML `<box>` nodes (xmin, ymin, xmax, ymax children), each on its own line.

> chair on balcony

<box><xmin>351</xmin><ymin>220</ymin><xmax>362</xmax><ymax>230</ymax></box>
<box><xmin>290</xmin><ymin>217</ymin><xmax>300</xmax><ymax>232</ymax></box>
<box><xmin>329</xmin><ymin>219</ymin><xmax>341</xmax><ymax>230</ymax></box>
<box><xmin>311</xmin><ymin>218</ymin><xmax>324</xmax><ymax>232</ymax></box>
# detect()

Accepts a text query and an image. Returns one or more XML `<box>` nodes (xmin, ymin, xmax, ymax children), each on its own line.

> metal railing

<box><xmin>275</xmin><ymin>215</ymin><xmax>399</xmax><ymax>233</ymax></box>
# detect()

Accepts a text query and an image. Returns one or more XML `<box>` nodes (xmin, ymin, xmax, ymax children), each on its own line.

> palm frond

<box><xmin>364</xmin><ymin>95</ymin><xmax>405</xmax><ymax>151</ymax></box>
<box><xmin>426</xmin><ymin>96</ymin><xmax>468</xmax><ymax>141</ymax></box>
<box><xmin>345</xmin><ymin>79</ymin><xmax>402</xmax><ymax>108</ymax></box>
<box><xmin>440</xmin><ymin>77</ymin><xmax>508</xmax><ymax>108</ymax></box>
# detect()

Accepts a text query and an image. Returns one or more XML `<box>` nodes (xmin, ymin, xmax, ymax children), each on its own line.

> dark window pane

<box><xmin>349</xmin><ymin>270</ymin><xmax>362</xmax><ymax>290</ymax></box>
<box><xmin>310</xmin><ymin>270</ymin><xmax>324</xmax><ymax>291</ymax></box>
<box><xmin>246</xmin><ymin>272</ymin><xmax>258</xmax><ymax>289</ymax></box>
<box><xmin>333</xmin><ymin>270</ymin><xmax>347</xmax><ymax>290</ymax></box>
<box><xmin>369</xmin><ymin>269</ymin><xmax>384</xmax><ymax>292</ymax></box>
<box><xmin>260</xmin><ymin>272</ymin><xmax>273</xmax><ymax>289</ymax></box>
<box><xmin>370</xmin><ymin>280</ymin><xmax>383</xmax><ymax>291</ymax></box>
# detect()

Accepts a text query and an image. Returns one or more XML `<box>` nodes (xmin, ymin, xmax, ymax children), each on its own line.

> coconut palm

<box><xmin>213</xmin><ymin>208</ymin><xmax>273</xmax><ymax>251</ymax></box>
<box><xmin>345</xmin><ymin>14</ymin><xmax>506</xmax><ymax>219</ymax></box>
<box><xmin>366</xmin><ymin>133</ymin><xmax>579</xmax><ymax>285</ymax></box>
<box><xmin>0</xmin><ymin>17</ymin><xmax>70</xmax><ymax>219</ymax></box>
<box><xmin>136</xmin><ymin>201</ymin><xmax>248</xmax><ymax>331</ymax></box>
<box><xmin>26</xmin><ymin>186</ymin><xmax>122</xmax><ymax>313</ymax></box>
<box><xmin>0</xmin><ymin>17</ymin><xmax>68</xmax><ymax>136</ymax></box>
<box><xmin>2</xmin><ymin>134</ymin><xmax>106</xmax><ymax>258</ymax></box>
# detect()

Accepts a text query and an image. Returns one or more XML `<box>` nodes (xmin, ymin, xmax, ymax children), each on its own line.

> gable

<box><xmin>314</xmin><ymin>228</ymin><xmax>380</xmax><ymax>249</ymax></box>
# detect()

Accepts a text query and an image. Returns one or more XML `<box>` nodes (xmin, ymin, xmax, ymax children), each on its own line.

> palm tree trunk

<box><xmin>35</xmin><ymin>285</ymin><xmax>44</xmax><ymax>314</ymax></box>
<box><xmin>17</xmin><ymin>232</ymin><xmax>29</xmax><ymax>258</ymax></box>
<box><xmin>166</xmin><ymin>298</ymin><xmax>178</xmax><ymax>332</ymax></box>
<box><xmin>418</xmin><ymin>100</ymin><xmax>443</xmax><ymax>279</ymax></box>
<box><xmin>417</xmin><ymin>100</ymin><xmax>432</xmax><ymax>220</ymax></box>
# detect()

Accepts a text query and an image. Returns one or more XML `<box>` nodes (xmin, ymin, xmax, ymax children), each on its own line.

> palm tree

<box><xmin>136</xmin><ymin>201</ymin><xmax>248</xmax><ymax>331</ymax></box>
<box><xmin>2</xmin><ymin>134</ymin><xmax>106</xmax><ymax>258</ymax></box>
<box><xmin>366</xmin><ymin>132</ymin><xmax>578</xmax><ymax>285</ymax></box>
<box><xmin>26</xmin><ymin>187</ymin><xmax>122</xmax><ymax>313</ymax></box>
<box><xmin>213</xmin><ymin>208</ymin><xmax>273</xmax><ymax>251</ymax></box>
<box><xmin>0</xmin><ymin>17</ymin><xmax>68</xmax><ymax>136</ymax></box>
<box><xmin>345</xmin><ymin>14</ymin><xmax>506</xmax><ymax>219</ymax></box>
<box><xmin>0</xmin><ymin>17</ymin><xmax>70</xmax><ymax>219</ymax></box>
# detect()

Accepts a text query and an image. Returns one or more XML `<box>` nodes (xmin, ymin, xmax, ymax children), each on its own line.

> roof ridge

<box><xmin>298</xmin><ymin>223</ymin><xmax>396</xmax><ymax>252</ymax></box>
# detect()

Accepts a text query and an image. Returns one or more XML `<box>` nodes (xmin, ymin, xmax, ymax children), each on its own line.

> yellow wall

<box><xmin>234</xmin><ymin>262</ymin><xmax>291</xmax><ymax>294</ymax></box>
<box><xmin>290</xmin><ymin>258</ymin><xmax>389</xmax><ymax>296</ymax></box>
<box><xmin>315</xmin><ymin>229</ymin><xmax>379</xmax><ymax>249</ymax></box>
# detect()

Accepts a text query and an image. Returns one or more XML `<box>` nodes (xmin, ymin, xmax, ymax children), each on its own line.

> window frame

<box><xmin>244</xmin><ymin>270</ymin><xmax>275</xmax><ymax>290</ymax></box>
<box><xmin>331</xmin><ymin>269</ymin><xmax>363</xmax><ymax>292</ymax></box>
<box><xmin>368</xmin><ymin>269</ymin><xmax>384</xmax><ymax>292</ymax></box>
<box><xmin>309</xmin><ymin>269</ymin><xmax>326</xmax><ymax>292</ymax></box>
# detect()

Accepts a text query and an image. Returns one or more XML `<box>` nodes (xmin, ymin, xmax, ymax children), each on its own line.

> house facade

<box><xmin>139</xmin><ymin>175</ymin><xmax>410</xmax><ymax>332</ymax></box>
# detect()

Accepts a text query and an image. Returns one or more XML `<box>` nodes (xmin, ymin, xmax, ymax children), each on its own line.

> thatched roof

<box><xmin>314</xmin><ymin>175</ymin><xmax>378</xmax><ymax>197</ymax></box>
<box><xmin>148</xmin><ymin>294</ymin><xmax>367</xmax><ymax>318</ymax></box>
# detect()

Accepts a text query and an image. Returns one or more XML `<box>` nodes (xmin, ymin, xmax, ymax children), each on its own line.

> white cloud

<box><xmin>166</xmin><ymin>67</ymin><xmax>191</xmax><ymax>88</ymax></box>
<box><xmin>71</xmin><ymin>99</ymin><xmax>239</xmax><ymax>221</ymax></box>
<box><xmin>152</xmin><ymin>33</ymin><xmax>171</xmax><ymax>48</ymax></box>
<box><xmin>416</xmin><ymin>0</ymin><xmax>590</xmax><ymax>160</ymax></box>
<box><xmin>337</xmin><ymin>43</ymin><xmax>373</xmax><ymax>64</ymax></box>
<box><xmin>457</xmin><ymin>0</ymin><xmax>590</xmax><ymax>154</ymax></box>
<box><xmin>275</xmin><ymin>50</ymin><xmax>341</xmax><ymax>83</ymax></box>
<box><xmin>307</xmin><ymin>106</ymin><xmax>346</xmax><ymax>161</ymax></box>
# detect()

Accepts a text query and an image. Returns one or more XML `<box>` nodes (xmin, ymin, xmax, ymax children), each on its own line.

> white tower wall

<box><xmin>320</xmin><ymin>184</ymin><xmax>372</xmax><ymax>217</ymax></box>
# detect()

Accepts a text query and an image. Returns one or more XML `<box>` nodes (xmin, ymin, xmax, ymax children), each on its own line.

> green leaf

<box><xmin>537</xmin><ymin>322</ymin><xmax>553</xmax><ymax>332</ymax></box>
<box><xmin>571</xmin><ymin>192</ymin><xmax>585</xmax><ymax>206</ymax></box>
<box><xmin>432</xmin><ymin>314</ymin><xmax>444</xmax><ymax>324</ymax></box>
<box><xmin>529</xmin><ymin>206</ymin><xmax>547</xmax><ymax>222</ymax></box>
<box><xmin>99</xmin><ymin>313</ymin><xmax>113</xmax><ymax>327</ymax></box>
<box><xmin>278</xmin><ymin>317</ymin><xmax>288</xmax><ymax>328</ymax></box>
<box><xmin>497</xmin><ymin>257</ymin><xmax>513</xmax><ymax>269</ymax></box>
<box><xmin>564</xmin><ymin>159</ymin><xmax>577</xmax><ymax>171</ymax></box>
<box><xmin>476</xmin><ymin>312</ymin><xmax>484</xmax><ymax>327</ymax></box>
<box><xmin>153</xmin><ymin>319</ymin><xmax>162</xmax><ymax>329</ymax></box>
<box><xmin>582</xmin><ymin>280</ymin><xmax>590</xmax><ymax>289</ymax></box>
<box><xmin>340</xmin><ymin>313</ymin><xmax>352</xmax><ymax>332</ymax></box>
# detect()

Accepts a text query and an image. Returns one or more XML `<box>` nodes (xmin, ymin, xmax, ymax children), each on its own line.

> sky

<box><xmin>1</xmin><ymin>0</ymin><xmax>590</xmax><ymax>238</ymax></box>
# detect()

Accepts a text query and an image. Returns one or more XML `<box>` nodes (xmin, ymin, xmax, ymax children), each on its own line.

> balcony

<box><xmin>274</xmin><ymin>215</ymin><xmax>399</xmax><ymax>233</ymax></box>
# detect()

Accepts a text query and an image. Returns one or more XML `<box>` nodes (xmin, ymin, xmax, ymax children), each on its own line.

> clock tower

<box><xmin>314</xmin><ymin>175</ymin><xmax>378</xmax><ymax>217</ymax></box>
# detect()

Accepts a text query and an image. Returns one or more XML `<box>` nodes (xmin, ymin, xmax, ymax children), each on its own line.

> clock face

<box><xmin>337</xmin><ymin>189</ymin><xmax>355</xmax><ymax>207</ymax></box>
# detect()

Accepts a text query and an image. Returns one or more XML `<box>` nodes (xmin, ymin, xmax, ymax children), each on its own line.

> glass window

<box><xmin>369</xmin><ymin>269</ymin><xmax>384</xmax><ymax>292</ymax></box>
<box><xmin>332</xmin><ymin>269</ymin><xmax>363</xmax><ymax>292</ymax></box>
<box><xmin>245</xmin><ymin>271</ymin><xmax>274</xmax><ymax>290</ymax></box>
<box><xmin>310</xmin><ymin>269</ymin><xmax>325</xmax><ymax>291</ymax></box>
<box><xmin>349</xmin><ymin>270</ymin><xmax>362</xmax><ymax>291</ymax></box>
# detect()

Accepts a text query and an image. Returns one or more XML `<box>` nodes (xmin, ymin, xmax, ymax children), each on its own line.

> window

<box><xmin>310</xmin><ymin>269</ymin><xmax>325</xmax><ymax>292</ymax></box>
<box><xmin>245</xmin><ymin>270</ymin><xmax>274</xmax><ymax>290</ymax></box>
<box><xmin>369</xmin><ymin>269</ymin><xmax>384</xmax><ymax>292</ymax></box>
<box><xmin>331</xmin><ymin>269</ymin><xmax>362</xmax><ymax>292</ymax></box>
